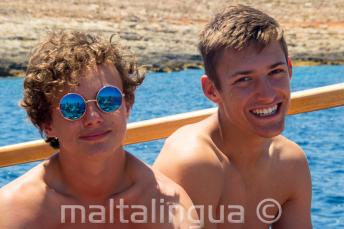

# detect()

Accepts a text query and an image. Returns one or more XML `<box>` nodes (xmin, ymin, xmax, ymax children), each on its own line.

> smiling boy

<box><xmin>154</xmin><ymin>5</ymin><xmax>312</xmax><ymax>229</ymax></box>
<box><xmin>0</xmin><ymin>31</ymin><xmax>198</xmax><ymax>228</ymax></box>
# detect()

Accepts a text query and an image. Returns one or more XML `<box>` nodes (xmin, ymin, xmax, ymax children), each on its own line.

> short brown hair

<box><xmin>199</xmin><ymin>5</ymin><xmax>288</xmax><ymax>89</ymax></box>
<box><xmin>21</xmin><ymin>31</ymin><xmax>145</xmax><ymax>148</ymax></box>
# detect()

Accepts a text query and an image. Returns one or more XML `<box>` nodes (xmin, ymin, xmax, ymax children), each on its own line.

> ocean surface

<box><xmin>0</xmin><ymin>66</ymin><xmax>343</xmax><ymax>228</ymax></box>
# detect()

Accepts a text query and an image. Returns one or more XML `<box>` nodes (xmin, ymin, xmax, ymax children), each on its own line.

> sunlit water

<box><xmin>0</xmin><ymin>66</ymin><xmax>343</xmax><ymax>228</ymax></box>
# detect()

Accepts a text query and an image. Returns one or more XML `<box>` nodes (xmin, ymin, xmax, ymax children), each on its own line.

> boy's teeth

<box><xmin>251</xmin><ymin>105</ymin><xmax>278</xmax><ymax>117</ymax></box>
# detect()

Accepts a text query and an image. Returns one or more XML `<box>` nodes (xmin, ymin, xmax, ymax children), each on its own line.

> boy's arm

<box><xmin>153</xmin><ymin>130</ymin><xmax>223</xmax><ymax>229</ymax></box>
<box><xmin>272</xmin><ymin>144</ymin><xmax>312</xmax><ymax>229</ymax></box>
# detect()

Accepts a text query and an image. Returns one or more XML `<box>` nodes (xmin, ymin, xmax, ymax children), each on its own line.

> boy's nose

<box><xmin>256</xmin><ymin>79</ymin><xmax>276</xmax><ymax>102</ymax></box>
<box><xmin>82</xmin><ymin>103</ymin><xmax>104</xmax><ymax>127</ymax></box>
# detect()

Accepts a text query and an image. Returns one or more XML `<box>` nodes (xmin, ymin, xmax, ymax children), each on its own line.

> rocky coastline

<box><xmin>0</xmin><ymin>0</ymin><xmax>343</xmax><ymax>77</ymax></box>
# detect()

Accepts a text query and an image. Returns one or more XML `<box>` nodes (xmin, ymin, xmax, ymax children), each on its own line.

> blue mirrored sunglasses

<box><xmin>58</xmin><ymin>85</ymin><xmax>124</xmax><ymax>121</ymax></box>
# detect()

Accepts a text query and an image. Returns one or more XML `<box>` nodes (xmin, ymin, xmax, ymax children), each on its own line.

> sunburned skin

<box><xmin>0</xmin><ymin>63</ymin><xmax>199</xmax><ymax>229</ymax></box>
<box><xmin>154</xmin><ymin>41</ymin><xmax>312</xmax><ymax>229</ymax></box>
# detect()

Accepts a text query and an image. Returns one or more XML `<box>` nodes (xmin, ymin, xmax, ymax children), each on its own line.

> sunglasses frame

<box><xmin>58</xmin><ymin>85</ymin><xmax>125</xmax><ymax>121</ymax></box>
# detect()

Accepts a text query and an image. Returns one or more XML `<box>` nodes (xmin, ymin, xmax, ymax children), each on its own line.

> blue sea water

<box><xmin>0</xmin><ymin>66</ymin><xmax>343</xmax><ymax>228</ymax></box>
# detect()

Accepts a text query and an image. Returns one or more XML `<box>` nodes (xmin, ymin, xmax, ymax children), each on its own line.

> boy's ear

<box><xmin>124</xmin><ymin>101</ymin><xmax>131</xmax><ymax>119</ymax></box>
<box><xmin>201</xmin><ymin>75</ymin><xmax>221</xmax><ymax>104</ymax></box>
<box><xmin>41</xmin><ymin>123</ymin><xmax>56</xmax><ymax>138</ymax></box>
<box><xmin>287</xmin><ymin>57</ymin><xmax>293</xmax><ymax>79</ymax></box>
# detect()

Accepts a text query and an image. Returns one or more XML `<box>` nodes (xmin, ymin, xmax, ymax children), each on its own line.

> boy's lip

<box><xmin>249</xmin><ymin>101</ymin><xmax>283</xmax><ymax>110</ymax></box>
<box><xmin>248</xmin><ymin>102</ymin><xmax>283</xmax><ymax>118</ymax></box>
<box><xmin>79</xmin><ymin>130</ymin><xmax>112</xmax><ymax>140</ymax></box>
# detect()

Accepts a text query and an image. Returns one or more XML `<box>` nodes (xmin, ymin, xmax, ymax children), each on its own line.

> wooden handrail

<box><xmin>1</xmin><ymin>83</ymin><xmax>344</xmax><ymax>167</ymax></box>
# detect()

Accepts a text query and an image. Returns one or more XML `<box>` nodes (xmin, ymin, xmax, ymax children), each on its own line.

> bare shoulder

<box><xmin>0</xmin><ymin>162</ymin><xmax>46</xmax><ymax>204</ymax></box>
<box><xmin>153</xmin><ymin>169</ymin><xmax>200</xmax><ymax>228</ymax></box>
<box><xmin>156</xmin><ymin>121</ymin><xmax>220</xmax><ymax>162</ymax></box>
<box><xmin>0</xmin><ymin>163</ymin><xmax>50</xmax><ymax>228</ymax></box>
<box><xmin>129</xmin><ymin>153</ymin><xmax>196</xmax><ymax>206</ymax></box>
<box><xmin>153</xmin><ymin>118</ymin><xmax>224</xmax><ymax>206</ymax></box>
<box><xmin>269</xmin><ymin>138</ymin><xmax>312</xmax><ymax>228</ymax></box>
<box><xmin>127</xmin><ymin>155</ymin><xmax>200</xmax><ymax>228</ymax></box>
<box><xmin>271</xmin><ymin>135</ymin><xmax>312</xmax><ymax>195</ymax></box>
<box><xmin>272</xmin><ymin>135</ymin><xmax>309</xmax><ymax>166</ymax></box>
<box><xmin>155</xmin><ymin>117</ymin><xmax>225</xmax><ymax>170</ymax></box>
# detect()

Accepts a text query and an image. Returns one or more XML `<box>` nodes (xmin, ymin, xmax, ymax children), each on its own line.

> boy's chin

<box><xmin>254</xmin><ymin>125</ymin><xmax>285</xmax><ymax>139</ymax></box>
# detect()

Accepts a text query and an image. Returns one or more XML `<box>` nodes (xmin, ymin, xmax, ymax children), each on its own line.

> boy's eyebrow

<box><xmin>230</xmin><ymin>61</ymin><xmax>288</xmax><ymax>77</ymax></box>
<box><xmin>269</xmin><ymin>61</ymin><xmax>287</xmax><ymax>69</ymax></box>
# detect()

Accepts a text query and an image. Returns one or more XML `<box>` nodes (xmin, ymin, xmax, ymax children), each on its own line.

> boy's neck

<box><xmin>214</xmin><ymin>111</ymin><xmax>274</xmax><ymax>170</ymax></box>
<box><xmin>45</xmin><ymin>147</ymin><xmax>133</xmax><ymax>202</ymax></box>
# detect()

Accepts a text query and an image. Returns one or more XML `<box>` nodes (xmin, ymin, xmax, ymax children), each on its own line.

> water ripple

<box><xmin>1</xmin><ymin>66</ymin><xmax>344</xmax><ymax>228</ymax></box>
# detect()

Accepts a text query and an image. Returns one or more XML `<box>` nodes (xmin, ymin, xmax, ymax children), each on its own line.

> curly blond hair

<box><xmin>21</xmin><ymin>31</ymin><xmax>145</xmax><ymax>148</ymax></box>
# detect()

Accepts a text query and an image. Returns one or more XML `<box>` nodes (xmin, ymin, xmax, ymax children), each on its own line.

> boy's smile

<box><xmin>45</xmin><ymin>63</ymin><xmax>129</xmax><ymax>157</ymax></box>
<box><xmin>213</xmin><ymin>41</ymin><xmax>292</xmax><ymax>138</ymax></box>
<box><xmin>250</xmin><ymin>103</ymin><xmax>280</xmax><ymax>117</ymax></box>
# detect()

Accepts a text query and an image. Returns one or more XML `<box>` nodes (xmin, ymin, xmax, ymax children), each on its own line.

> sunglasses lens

<box><xmin>59</xmin><ymin>93</ymin><xmax>86</xmax><ymax>120</ymax></box>
<box><xmin>97</xmin><ymin>86</ymin><xmax>122</xmax><ymax>112</ymax></box>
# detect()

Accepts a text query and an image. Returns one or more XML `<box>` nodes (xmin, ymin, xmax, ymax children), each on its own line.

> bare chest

<box><xmin>214</xmin><ymin>168</ymin><xmax>288</xmax><ymax>229</ymax></box>
<box><xmin>34</xmin><ymin>193</ymin><xmax>178</xmax><ymax>229</ymax></box>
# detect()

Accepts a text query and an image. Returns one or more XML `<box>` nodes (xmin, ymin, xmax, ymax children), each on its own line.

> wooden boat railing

<box><xmin>1</xmin><ymin>82</ymin><xmax>344</xmax><ymax>168</ymax></box>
